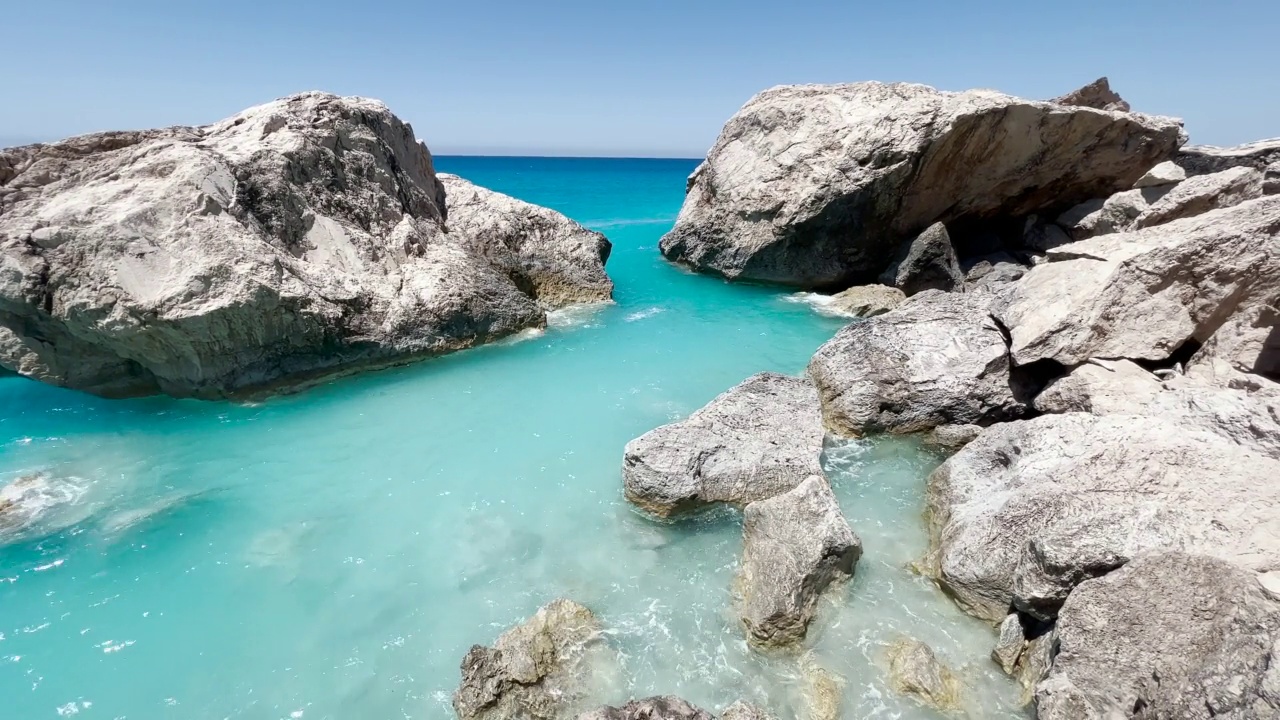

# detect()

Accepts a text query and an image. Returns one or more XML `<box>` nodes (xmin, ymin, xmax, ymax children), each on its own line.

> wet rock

<box><xmin>622</xmin><ymin>373</ymin><xmax>824</xmax><ymax>517</ymax></box>
<box><xmin>718</xmin><ymin>702</ymin><xmax>775</xmax><ymax>720</ymax></box>
<box><xmin>0</xmin><ymin>93</ymin><xmax>611</xmax><ymax>398</ymax></box>
<box><xmin>1132</xmin><ymin>166</ymin><xmax>1264</xmax><ymax>229</ymax></box>
<box><xmin>577</xmin><ymin>697</ymin><xmax>713</xmax><ymax>720</ymax></box>
<box><xmin>1176</xmin><ymin>137</ymin><xmax>1280</xmax><ymax>176</ymax></box>
<box><xmin>739</xmin><ymin>476</ymin><xmax>861</xmax><ymax>646</ymax></box>
<box><xmin>799</xmin><ymin>654</ymin><xmax>844</xmax><ymax>720</ymax></box>
<box><xmin>885</xmin><ymin>638</ymin><xmax>963</xmax><ymax>712</ymax></box>
<box><xmin>924</xmin><ymin>424</ymin><xmax>984</xmax><ymax>451</ymax></box>
<box><xmin>878</xmin><ymin>222</ymin><xmax>964</xmax><ymax>295</ymax></box>
<box><xmin>1001</xmin><ymin>197</ymin><xmax>1280</xmax><ymax>368</ymax></box>
<box><xmin>924</xmin><ymin>412</ymin><xmax>1280</xmax><ymax>622</ymax></box>
<box><xmin>1133</xmin><ymin>160</ymin><xmax>1186</xmax><ymax>188</ymax></box>
<box><xmin>1037</xmin><ymin>553</ymin><xmax>1280</xmax><ymax>720</ymax></box>
<box><xmin>1033</xmin><ymin>359</ymin><xmax>1163</xmax><ymax>414</ymax></box>
<box><xmin>1050</xmin><ymin>77</ymin><xmax>1131</xmax><ymax>112</ymax></box>
<box><xmin>0</xmin><ymin>472</ymin><xmax>87</xmax><ymax>542</ymax></box>
<box><xmin>809</xmin><ymin>290</ymin><xmax>1028</xmax><ymax>437</ymax></box>
<box><xmin>827</xmin><ymin>284</ymin><xmax>904</xmax><ymax>318</ymax></box>
<box><xmin>992</xmin><ymin>614</ymin><xmax>1026</xmax><ymax>674</ymax></box>
<box><xmin>454</xmin><ymin>598</ymin><xmax>608</xmax><ymax>720</ymax></box>
<box><xmin>659</xmin><ymin>81</ymin><xmax>1184</xmax><ymax>288</ymax></box>
<box><xmin>439</xmin><ymin>173</ymin><xmax>613</xmax><ymax>307</ymax></box>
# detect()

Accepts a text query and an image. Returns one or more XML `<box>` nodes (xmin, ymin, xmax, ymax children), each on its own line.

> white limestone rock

<box><xmin>1132</xmin><ymin>166</ymin><xmax>1264</xmax><ymax>229</ymax></box>
<box><xmin>1133</xmin><ymin>160</ymin><xmax>1186</xmax><ymax>188</ymax></box>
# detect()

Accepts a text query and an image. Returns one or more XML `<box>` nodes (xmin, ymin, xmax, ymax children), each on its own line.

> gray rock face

<box><xmin>1132</xmin><ymin>166</ymin><xmax>1264</xmax><ymax>229</ymax></box>
<box><xmin>1266</xmin><ymin>161</ymin><xmax>1280</xmax><ymax>195</ymax></box>
<box><xmin>622</xmin><ymin>373</ymin><xmax>825</xmax><ymax>517</ymax></box>
<box><xmin>1056</xmin><ymin>186</ymin><xmax>1171</xmax><ymax>240</ymax></box>
<box><xmin>1176</xmin><ymin>137</ymin><xmax>1280</xmax><ymax>176</ymax></box>
<box><xmin>577</xmin><ymin>697</ymin><xmax>714</xmax><ymax>720</ymax></box>
<box><xmin>961</xmin><ymin>252</ymin><xmax>1027</xmax><ymax>289</ymax></box>
<box><xmin>659</xmin><ymin>81</ymin><xmax>1184</xmax><ymax>288</ymax></box>
<box><xmin>1133</xmin><ymin>160</ymin><xmax>1186</xmax><ymax>188</ymax></box>
<box><xmin>925</xmin><ymin>413</ymin><xmax>1280</xmax><ymax>622</ymax></box>
<box><xmin>439</xmin><ymin>174</ymin><xmax>613</xmax><ymax>307</ymax></box>
<box><xmin>1033</xmin><ymin>359</ymin><xmax>1163</xmax><ymax>414</ymax></box>
<box><xmin>923</xmin><ymin>423</ymin><xmax>984</xmax><ymax>451</ymax></box>
<box><xmin>992</xmin><ymin>614</ymin><xmax>1026</xmax><ymax>674</ymax></box>
<box><xmin>991</xmin><ymin>614</ymin><xmax>1056</xmax><ymax>694</ymax></box>
<box><xmin>1037</xmin><ymin>553</ymin><xmax>1280</xmax><ymax>720</ymax></box>
<box><xmin>826</xmin><ymin>284</ymin><xmax>904</xmax><ymax>318</ymax></box>
<box><xmin>0</xmin><ymin>93</ymin><xmax>611</xmax><ymax>399</ymax></box>
<box><xmin>739</xmin><ymin>476</ymin><xmax>861</xmax><ymax>646</ymax></box>
<box><xmin>1187</xmin><ymin>303</ymin><xmax>1280</xmax><ymax>386</ymax></box>
<box><xmin>878</xmin><ymin>222</ymin><xmax>964</xmax><ymax>295</ymax></box>
<box><xmin>808</xmin><ymin>290</ymin><xmax>1028</xmax><ymax>437</ymax></box>
<box><xmin>1001</xmin><ymin>197</ymin><xmax>1280</xmax><ymax>368</ymax></box>
<box><xmin>454</xmin><ymin>598</ymin><xmax>608</xmax><ymax>720</ymax></box>
<box><xmin>885</xmin><ymin>638</ymin><xmax>963</xmax><ymax>712</ymax></box>
<box><xmin>1050</xmin><ymin>77</ymin><xmax>1131</xmax><ymax>112</ymax></box>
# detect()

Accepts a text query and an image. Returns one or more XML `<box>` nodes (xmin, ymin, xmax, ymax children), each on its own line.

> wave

<box><xmin>546</xmin><ymin>303</ymin><xmax>609</xmax><ymax>330</ymax></box>
<box><xmin>584</xmin><ymin>216</ymin><xmax>677</xmax><ymax>230</ymax></box>
<box><xmin>624</xmin><ymin>306</ymin><xmax>666</xmax><ymax>322</ymax></box>
<box><xmin>781</xmin><ymin>292</ymin><xmax>856</xmax><ymax>318</ymax></box>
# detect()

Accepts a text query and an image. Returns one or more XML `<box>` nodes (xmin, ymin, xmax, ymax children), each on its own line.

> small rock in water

<box><xmin>576</xmin><ymin>696</ymin><xmax>713</xmax><ymax>720</ymax></box>
<box><xmin>718</xmin><ymin>701</ymin><xmax>776</xmax><ymax>720</ymax></box>
<box><xmin>799</xmin><ymin>653</ymin><xmax>844</xmax><ymax>720</ymax></box>
<box><xmin>885</xmin><ymin>638</ymin><xmax>964</xmax><ymax>712</ymax></box>
<box><xmin>739</xmin><ymin>476</ymin><xmax>861</xmax><ymax>647</ymax></box>
<box><xmin>454</xmin><ymin>598</ymin><xmax>611</xmax><ymax>720</ymax></box>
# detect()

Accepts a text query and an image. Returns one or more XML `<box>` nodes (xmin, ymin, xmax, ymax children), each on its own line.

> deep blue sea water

<box><xmin>0</xmin><ymin>157</ymin><xmax>1023</xmax><ymax>719</ymax></box>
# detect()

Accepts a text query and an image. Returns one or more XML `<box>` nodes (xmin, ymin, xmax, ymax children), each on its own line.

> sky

<box><xmin>2</xmin><ymin>0</ymin><xmax>1278</xmax><ymax>157</ymax></box>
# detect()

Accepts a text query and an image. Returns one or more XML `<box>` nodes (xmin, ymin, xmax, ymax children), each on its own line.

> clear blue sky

<box><xmin>3</xmin><ymin>0</ymin><xmax>1277</xmax><ymax>157</ymax></box>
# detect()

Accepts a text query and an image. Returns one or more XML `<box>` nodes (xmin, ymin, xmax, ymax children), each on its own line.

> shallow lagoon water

<box><xmin>0</xmin><ymin>157</ymin><xmax>1024</xmax><ymax>719</ymax></box>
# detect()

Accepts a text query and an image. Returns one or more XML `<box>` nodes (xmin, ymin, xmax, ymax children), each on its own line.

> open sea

<box><xmin>0</xmin><ymin>156</ymin><xmax>1024</xmax><ymax>719</ymax></box>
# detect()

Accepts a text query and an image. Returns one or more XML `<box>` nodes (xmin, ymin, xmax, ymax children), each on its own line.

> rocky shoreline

<box><xmin>449</xmin><ymin>78</ymin><xmax>1280</xmax><ymax>718</ymax></box>
<box><xmin>0</xmin><ymin>93</ymin><xmax>613</xmax><ymax>399</ymax></box>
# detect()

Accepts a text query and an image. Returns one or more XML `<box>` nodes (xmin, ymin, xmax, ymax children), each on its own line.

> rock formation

<box><xmin>622</xmin><ymin>373</ymin><xmax>825</xmax><ymax>517</ymax></box>
<box><xmin>1037</xmin><ymin>553</ymin><xmax>1280</xmax><ymax>719</ymax></box>
<box><xmin>877</xmin><ymin>222</ymin><xmax>964</xmax><ymax>295</ymax></box>
<box><xmin>659</xmin><ymin>81</ymin><xmax>1183</xmax><ymax>288</ymax></box>
<box><xmin>738</xmin><ymin>476</ymin><xmax>861</xmax><ymax>646</ymax></box>
<box><xmin>1050</xmin><ymin>77</ymin><xmax>1131</xmax><ymax>112</ymax></box>
<box><xmin>826</xmin><ymin>284</ymin><xmax>904</xmax><ymax>318</ymax></box>
<box><xmin>1176</xmin><ymin>137</ymin><xmax>1280</xmax><ymax>176</ymax></box>
<box><xmin>454</xmin><ymin>598</ymin><xmax>610</xmax><ymax>720</ymax></box>
<box><xmin>808</xmin><ymin>290</ymin><xmax>1028</xmax><ymax>436</ymax></box>
<box><xmin>0</xmin><ymin>93</ymin><xmax>612</xmax><ymax>398</ymax></box>
<box><xmin>577</xmin><ymin>698</ymin><xmax>775</xmax><ymax>720</ymax></box>
<box><xmin>885</xmin><ymin>638</ymin><xmax>964</xmax><ymax>712</ymax></box>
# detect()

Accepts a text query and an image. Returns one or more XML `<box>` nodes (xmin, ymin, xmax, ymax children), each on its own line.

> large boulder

<box><xmin>808</xmin><ymin>290</ymin><xmax>1029</xmax><ymax>436</ymax></box>
<box><xmin>622</xmin><ymin>373</ymin><xmax>825</xmax><ymax>517</ymax></box>
<box><xmin>0</xmin><ymin>93</ymin><xmax>611</xmax><ymax>398</ymax></box>
<box><xmin>438</xmin><ymin>173</ymin><xmax>613</xmax><ymax>307</ymax></box>
<box><xmin>658</xmin><ymin>81</ymin><xmax>1184</xmax><ymax>288</ymax></box>
<box><xmin>877</xmin><ymin>222</ymin><xmax>964</xmax><ymax>295</ymax></box>
<box><xmin>1000</xmin><ymin>197</ymin><xmax>1280</xmax><ymax>368</ymax></box>
<box><xmin>1176</xmin><ymin>137</ymin><xmax>1280</xmax><ymax>176</ymax></box>
<box><xmin>1050</xmin><ymin>77</ymin><xmax>1131</xmax><ymax>112</ymax></box>
<box><xmin>924</xmin><ymin>412</ymin><xmax>1280</xmax><ymax>622</ymax></box>
<box><xmin>454</xmin><ymin>598</ymin><xmax>610</xmax><ymax>720</ymax></box>
<box><xmin>1037</xmin><ymin>553</ymin><xmax>1280</xmax><ymax>720</ymax></box>
<box><xmin>739</xmin><ymin>476</ymin><xmax>861</xmax><ymax>646</ymax></box>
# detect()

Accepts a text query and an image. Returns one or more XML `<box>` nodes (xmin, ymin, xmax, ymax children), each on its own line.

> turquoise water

<box><xmin>0</xmin><ymin>157</ymin><xmax>1023</xmax><ymax>719</ymax></box>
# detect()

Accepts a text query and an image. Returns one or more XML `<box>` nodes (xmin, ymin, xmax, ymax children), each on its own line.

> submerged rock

<box><xmin>878</xmin><ymin>222</ymin><xmax>964</xmax><ymax>295</ymax></box>
<box><xmin>718</xmin><ymin>702</ymin><xmax>775</xmax><ymax>720</ymax></box>
<box><xmin>0</xmin><ymin>93</ymin><xmax>611</xmax><ymax>398</ymax></box>
<box><xmin>826</xmin><ymin>284</ymin><xmax>904</xmax><ymax>318</ymax></box>
<box><xmin>622</xmin><ymin>373</ymin><xmax>824</xmax><ymax>517</ymax></box>
<box><xmin>885</xmin><ymin>638</ymin><xmax>964</xmax><ymax>712</ymax></box>
<box><xmin>1001</xmin><ymin>197</ymin><xmax>1280</xmax><ymax>368</ymax></box>
<box><xmin>659</xmin><ymin>81</ymin><xmax>1184</xmax><ymax>287</ymax></box>
<box><xmin>924</xmin><ymin>412</ymin><xmax>1280</xmax><ymax>622</ymax></box>
<box><xmin>1050</xmin><ymin>77</ymin><xmax>1131</xmax><ymax>112</ymax></box>
<box><xmin>0</xmin><ymin>472</ymin><xmax>88</xmax><ymax>542</ymax></box>
<box><xmin>799</xmin><ymin>654</ymin><xmax>844</xmax><ymax>720</ymax></box>
<box><xmin>1037</xmin><ymin>553</ymin><xmax>1280</xmax><ymax>720</ymax></box>
<box><xmin>808</xmin><ymin>290</ymin><xmax>1028</xmax><ymax>436</ymax></box>
<box><xmin>454</xmin><ymin>598</ymin><xmax>609</xmax><ymax>720</ymax></box>
<box><xmin>577</xmin><ymin>697</ymin><xmax>713</xmax><ymax>720</ymax></box>
<box><xmin>739</xmin><ymin>476</ymin><xmax>861</xmax><ymax>646</ymax></box>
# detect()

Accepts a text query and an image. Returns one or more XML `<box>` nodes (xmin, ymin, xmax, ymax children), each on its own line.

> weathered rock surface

<box><xmin>439</xmin><ymin>174</ymin><xmax>613</xmax><ymax>307</ymax></box>
<box><xmin>1033</xmin><ymin>359</ymin><xmax>1163</xmax><ymax>414</ymax></box>
<box><xmin>622</xmin><ymin>373</ymin><xmax>824</xmax><ymax>517</ymax></box>
<box><xmin>1050</xmin><ymin>77</ymin><xmax>1131</xmax><ymax>112</ymax></box>
<box><xmin>1037</xmin><ymin>553</ymin><xmax>1280</xmax><ymax>720</ymax></box>
<box><xmin>454</xmin><ymin>598</ymin><xmax>608</xmax><ymax>720</ymax></box>
<box><xmin>0</xmin><ymin>93</ymin><xmax>611</xmax><ymax>398</ymax></box>
<box><xmin>1133</xmin><ymin>160</ymin><xmax>1186</xmax><ymax>188</ymax></box>
<box><xmin>961</xmin><ymin>252</ymin><xmax>1027</xmax><ymax>288</ymax></box>
<box><xmin>809</xmin><ymin>290</ymin><xmax>1028</xmax><ymax>436</ymax></box>
<box><xmin>992</xmin><ymin>614</ymin><xmax>1026</xmax><ymax>675</ymax></box>
<box><xmin>1021</xmin><ymin>217</ymin><xmax>1073</xmax><ymax>253</ymax></box>
<box><xmin>991</xmin><ymin>614</ymin><xmax>1056</xmax><ymax>694</ymax></box>
<box><xmin>1187</xmin><ymin>302</ymin><xmax>1280</xmax><ymax>386</ymax></box>
<box><xmin>739</xmin><ymin>476</ymin><xmax>861</xmax><ymax>646</ymax></box>
<box><xmin>1266</xmin><ymin>161</ymin><xmax>1280</xmax><ymax>195</ymax></box>
<box><xmin>1001</xmin><ymin>197</ymin><xmax>1280</xmax><ymax>368</ymax></box>
<box><xmin>826</xmin><ymin>284</ymin><xmax>904</xmax><ymax>318</ymax></box>
<box><xmin>577</xmin><ymin>697</ymin><xmax>713</xmax><ymax>720</ymax></box>
<box><xmin>878</xmin><ymin>222</ymin><xmax>964</xmax><ymax>295</ymax></box>
<box><xmin>799</xmin><ymin>654</ymin><xmax>844</xmax><ymax>720</ymax></box>
<box><xmin>718</xmin><ymin>702</ymin><xmax>775</xmax><ymax>720</ymax></box>
<box><xmin>1132</xmin><ymin>166</ymin><xmax>1264</xmax><ymax>229</ymax></box>
<box><xmin>659</xmin><ymin>81</ymin><xmax>1184</xmax><ymax>288</ymax></box>
<box><xmin>1056</xmin><ymin>186</ymin><xmax>1170</xmax><ymax>240</ymax></box>
<box><xmin>885</xmin><ymin>638</ymin><xmax>963</xmax><ymax>712</ymax></box>
<box><xmin>1176</xmin><ymin>137</ymin><xmax>1280</xmax><ymax>176</ymax></box>
<box><xmin>925</xmin><ymin>412</ymin><xmax>1280</xmax><ymax>622</ymax></box>
<box><xmin>923</xmin><ymin>423</ymin><xmax>984</xmax><ymax>451</ymax></box>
